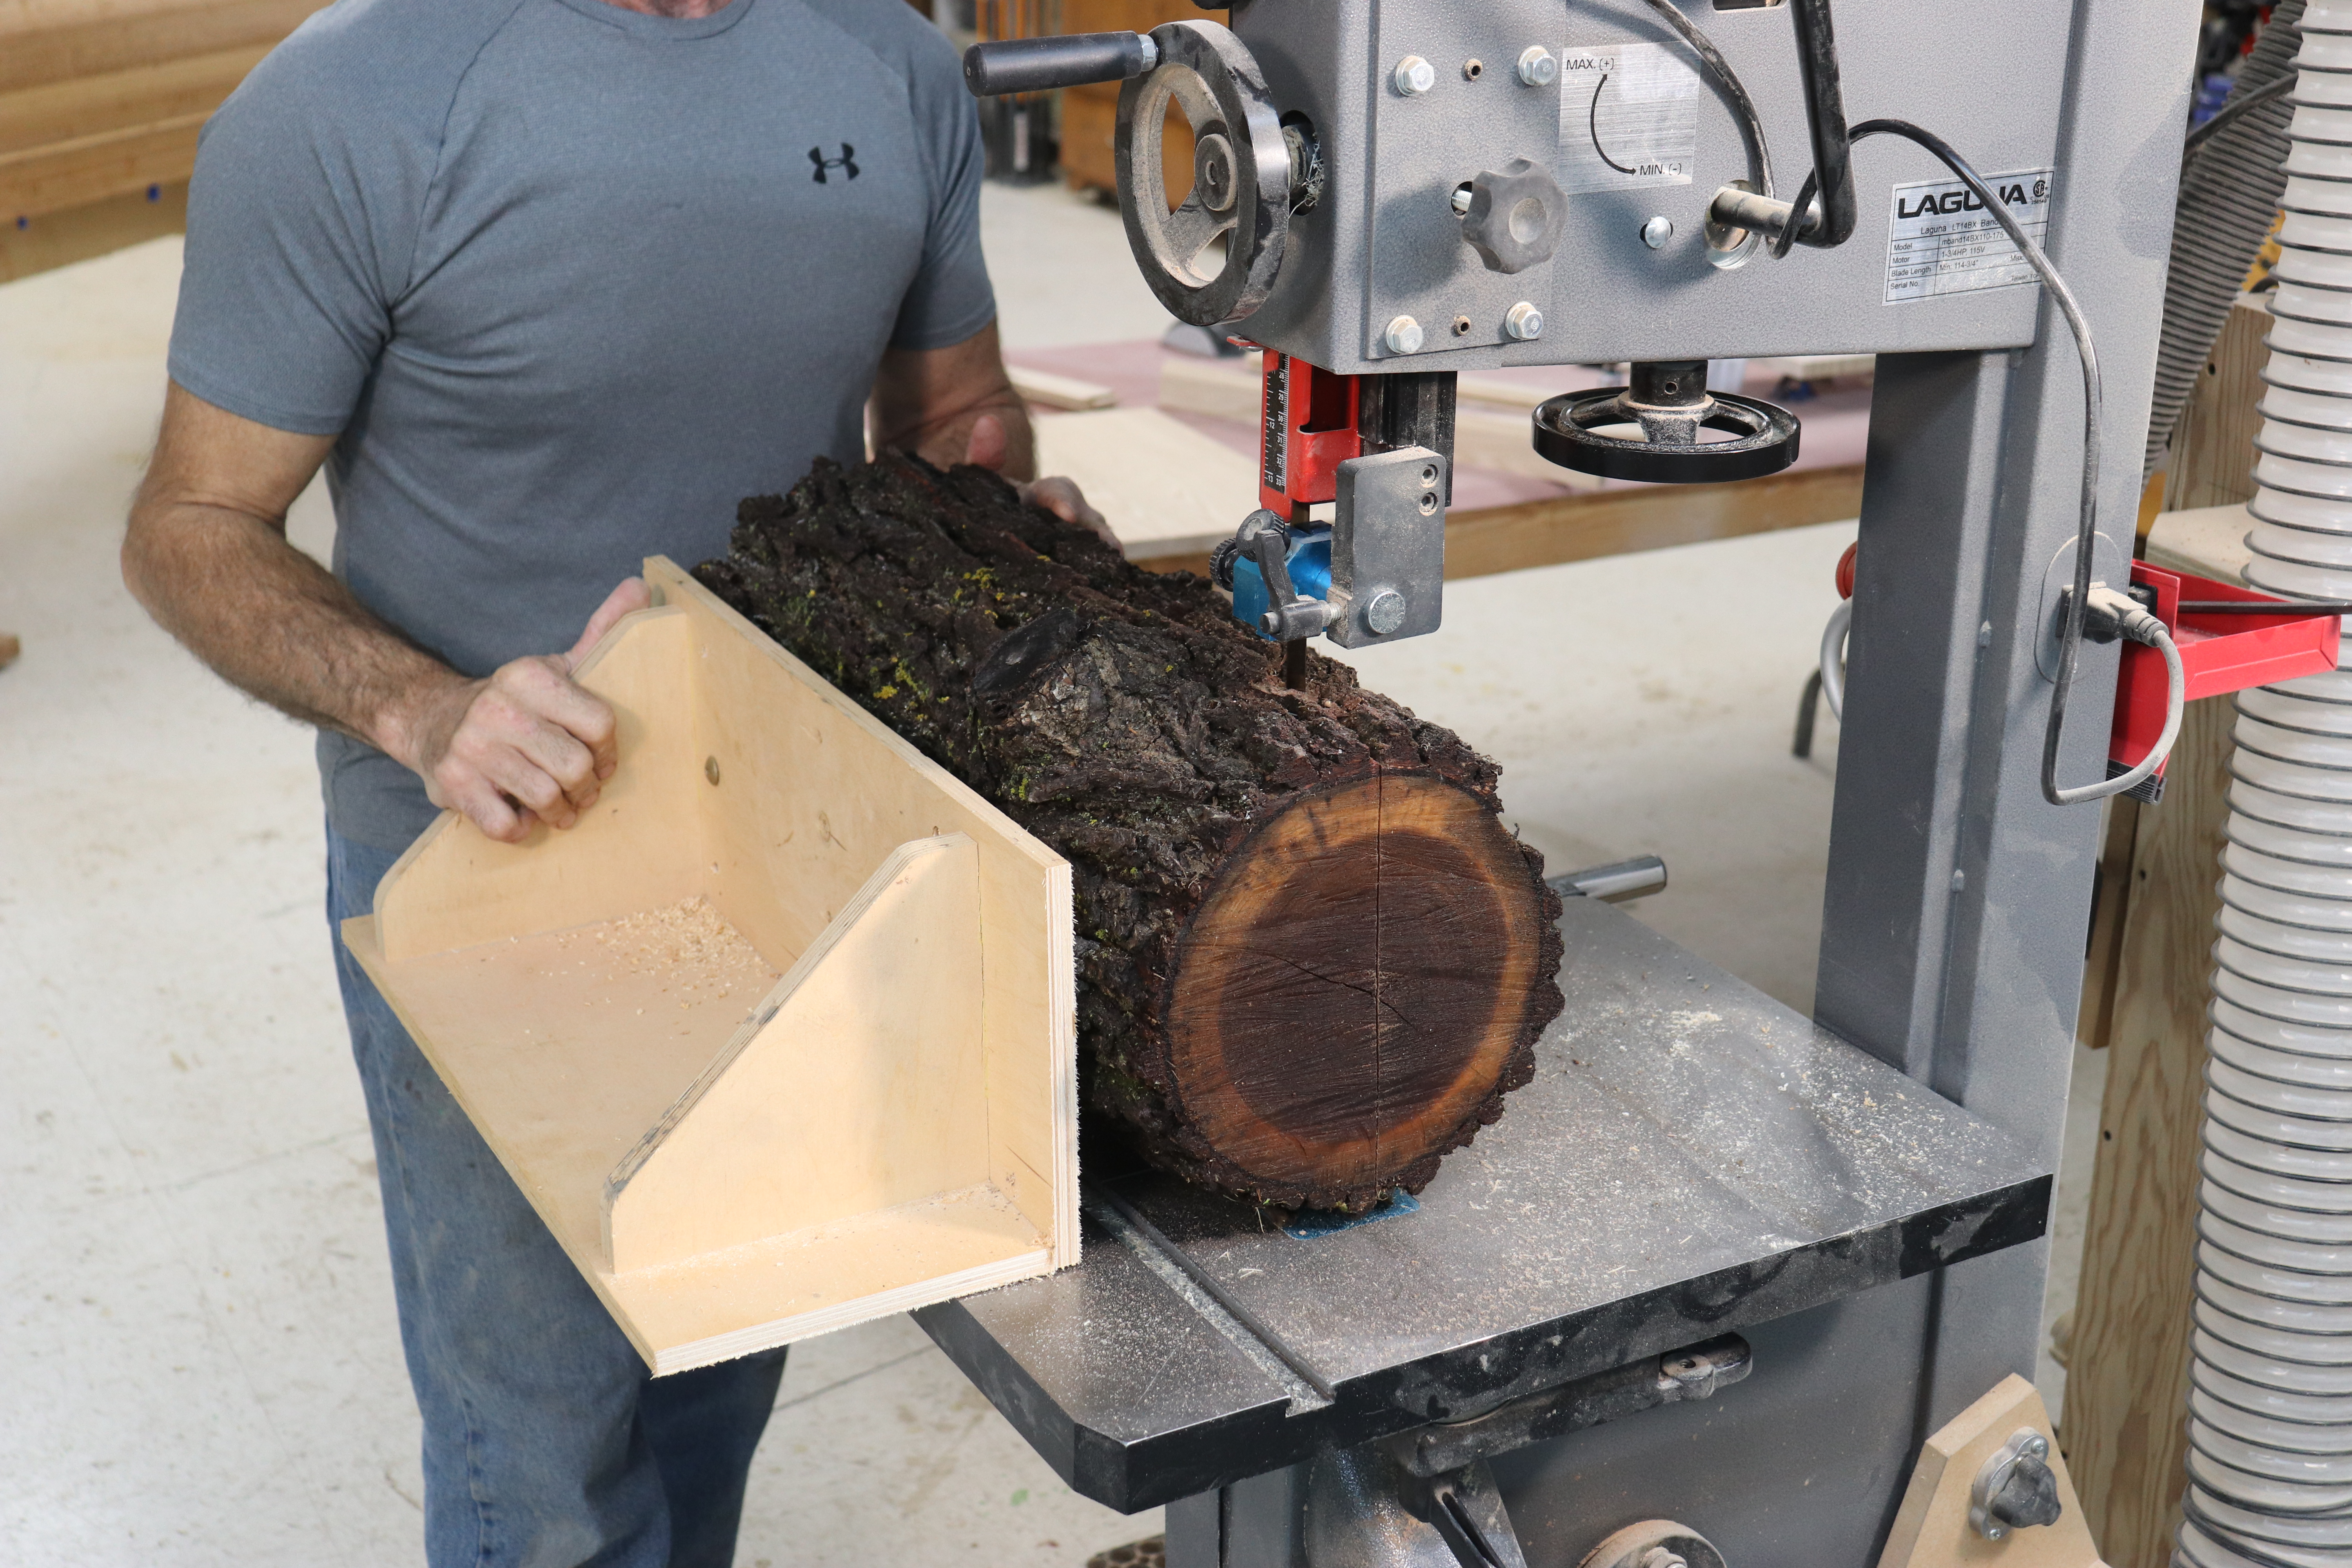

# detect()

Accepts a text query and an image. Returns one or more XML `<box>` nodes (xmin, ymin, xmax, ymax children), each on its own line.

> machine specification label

<box><xmin>1884</xmin><ymin>167</ymin><xmax>2056</xmax><ymax>304</ymax></box>
<box><xmin>1556</xmin><ymin>41</ymin><xmax>1699</xmax><ymax>194</ymax></box>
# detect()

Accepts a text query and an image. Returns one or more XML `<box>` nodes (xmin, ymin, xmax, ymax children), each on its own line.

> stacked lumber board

<box><xmin>0</xmin><ymin>0</ymin><xmax>323</xmax><ymax>277</ymax></box>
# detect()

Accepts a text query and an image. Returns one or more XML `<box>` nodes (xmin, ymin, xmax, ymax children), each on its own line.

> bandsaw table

<box><xmin>918</xmin><ymin>898</ymin><xmax>2050</xmax><ymax>1555</ymax></box>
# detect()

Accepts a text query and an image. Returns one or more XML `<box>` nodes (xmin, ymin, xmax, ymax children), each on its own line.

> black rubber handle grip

<box><xmin>962</xmin><ymin>32</ymin><xmax>1152</xmax><ymax>97</ymax></box>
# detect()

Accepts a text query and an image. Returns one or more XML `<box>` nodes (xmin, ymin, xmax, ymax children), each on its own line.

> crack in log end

<box><xmin>695</xmin><ymin>452</ymin><xmax>1563</xmax><ymax>1211</ymax></box>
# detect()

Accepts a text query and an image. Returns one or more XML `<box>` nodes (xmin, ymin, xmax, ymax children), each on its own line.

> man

<box><xmin>120</xmin><ymin>0</ymin><xmax>1099</xmax><ymax>1560</ymax></box>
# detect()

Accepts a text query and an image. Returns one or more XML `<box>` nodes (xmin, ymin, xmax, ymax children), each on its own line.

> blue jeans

<box><xmin>327</xmin><ymin>826</ymin><xmax>785</xmax><ymax>1568</ymax></box>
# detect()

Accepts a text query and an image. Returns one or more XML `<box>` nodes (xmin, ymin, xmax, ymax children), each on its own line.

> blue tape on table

<box><xmin>1280</xmin><ymin>1188</ymin><xmax>1419</xmax><ymax>1240</ymax></box>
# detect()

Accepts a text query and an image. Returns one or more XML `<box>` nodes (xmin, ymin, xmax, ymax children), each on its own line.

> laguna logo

<box><xmin>809</xmin><ymin>143</ymin><xmax>859</xmax><ymax>183</ymax></box>
<box><xmin>1898</xmin><ymin>178</ymin><xmax>2043</xmax><ymax>220</ymax></box>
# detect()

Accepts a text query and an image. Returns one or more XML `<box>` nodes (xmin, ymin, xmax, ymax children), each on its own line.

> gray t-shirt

<box><xmin>168</xmin><ymin>0</ymin><xmax>995</xmax><ymax>851</ymax></box>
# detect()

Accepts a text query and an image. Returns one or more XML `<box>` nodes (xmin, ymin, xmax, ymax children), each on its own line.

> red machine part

<box><xmin>1259</xmin><ymin>353</ymin><xmax>1362</xmax><ymax>519</ymax></box>
<box><xmin>1833</xmin><ymin>545</ymin><xmax>2336</xmax><ymax>792</ymax></box>
<box><xmin>2111</xmin><ymin>562</ymin><xmax>2341</xmax><ymax>784</ymax></box>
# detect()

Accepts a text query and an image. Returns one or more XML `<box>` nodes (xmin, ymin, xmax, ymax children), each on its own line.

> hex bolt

<box><xmin>1384</xmin><ymin>315</ymin><xmax>1425</xmax><ymax>354</ymax></box>
<box><xmin>1505</xmin><ymin>301</ymin><xmax>1545</xmax><ymax>340</ymax></box>
<box><xmin>1642</xmin><ymin>215</ymin><xmax>1675</xmax><ymax>250</ymax></box>
<box><xmin>1393</xmin><ymin>55</ymin><xmax>1437</xmax><ymax>96</ymax></box>
<box><xmin>1517</xmin><ymin>45</ymin><xmax>1559</xmax><ymax>87</ymax></box>
<box><xmin>1366</xmin><ymin>591</ymin><xmax>1409</xmax><ymax>634</ymax></box>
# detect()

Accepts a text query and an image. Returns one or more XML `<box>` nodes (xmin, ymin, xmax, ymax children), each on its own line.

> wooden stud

<box><xmin>0</xmin><ymin>0</ymin><xmax>323</xmax><ymax>96</ymax></box>
<box><xmin>1440</xmin><ymin>463</ymin><xmax>1866</xmax><ymax>581</ymax></box>
<box><xmin>2160</xmin><ymin>296</ymin><xmax>2267</xmax><ymax>514</ymax></box>
<box><xmin>0</xmin><ymin>176</ymin><xmax>183</xmax><ymax>282</ymax></box>
<box><xmin>0</xmin><ymin>44</ymin><xmax>269</xmax><ymax>154</ymax></box>
<box><xmin>2062</xmin><ymin>294</ymin><xmax>2267</xmax><ymax>1566</ymax></box>
<box><xmin>2060</xmin><ymin>695</ymin><xmax>2232</xmax><ymax>1568</ymax></box>
<box><xmin>1009</xmin><ymin>364</ymin><xmax>1117</xmax><ymax>410</ymax></box>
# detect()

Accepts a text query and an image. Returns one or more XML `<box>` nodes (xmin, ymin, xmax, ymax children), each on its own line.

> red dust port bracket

<box><xmin>2111</xmin><ymin>562</ymin><xmax>2342</xmax><ymax>800</ymax></box>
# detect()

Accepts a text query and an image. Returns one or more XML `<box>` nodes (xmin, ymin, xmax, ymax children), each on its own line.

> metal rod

<box><xmin>1283</xmin><ymin>637</ymin><xmax>1307</xmax><ymax>689</ymax></box>
<box><xmin>1793</xmin><ymin>668</ymin><xmax>1824</xmax><ymax>758</ymax></box>
<box><xmin>1788</xmin><ymin>0</ymin><xmax>1856</xmax><ymax>248</ymax></box>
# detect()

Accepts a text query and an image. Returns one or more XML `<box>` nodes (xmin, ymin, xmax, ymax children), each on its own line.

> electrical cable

<box><xmin>1636</xmin><ymin>0</ymin><xmax>1773</xmax><ymax>198</ymax></box>
<box><xmin>1604</xmin><ymin>24</ymin><xmax>2173</xmax><ymax>802</ymax></box>
<box><xmin>1793</xmin><ymin>118</ymin><xmax>2146</xmax><ymax>805</ymax></box>
<box><xmin>2101</xmin><ymin>617</ymin><xmax>2187</xmax><ymax>800</ymax></box>
<box><xmin>2185</xmin><ymin>70</ymin><xmax>2298</xmax><ymax>160</ymax></box>
<box><xmin>1818</xmin><ymin>598</ymin><xmax>1851</xmax><ymax>721</ymax></box>
<box><xmin>2180</xmin><ymin>598</ymin><xmax>2352</xmax><ymax>613</ymax></box>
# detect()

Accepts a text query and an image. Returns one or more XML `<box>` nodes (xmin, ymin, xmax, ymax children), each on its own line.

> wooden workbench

<box><xmin>0</xmin><ymin>0</ymin><xmax>327</xmax><ymax>282</ymax></box>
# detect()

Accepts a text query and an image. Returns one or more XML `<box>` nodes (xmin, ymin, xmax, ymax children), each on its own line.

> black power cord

<box><xmin>1644</xmin><ymin>3</ymin><xmax>2132</xmax><ymax>801</ymax></box>
<box><xmin>2184</xmin><ymin>71</ymin><xmax>2296</xmax><ymax>160</ymax></box>
<box><xmin>1636</xmin><ymin>0</ymin><xmax>1774</xmax><ymax>198</ymax></box>
<box><xmin>1777</xmin><ymin>119</ymin><xmax>2117</xmax><ymax>804</ymax></box>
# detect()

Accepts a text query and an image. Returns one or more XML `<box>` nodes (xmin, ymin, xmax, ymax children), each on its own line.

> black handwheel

<box><xmin>1533</xmin><ymin>387</ymin><xmax>1800</xmax><ymax>484</ymax></box>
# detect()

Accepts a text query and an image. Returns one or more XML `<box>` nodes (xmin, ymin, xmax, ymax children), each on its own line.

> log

<box><xmin>693</xmin><ymin>453</ymin><xmax>1564</xmax><ymax>1212</ymax></box>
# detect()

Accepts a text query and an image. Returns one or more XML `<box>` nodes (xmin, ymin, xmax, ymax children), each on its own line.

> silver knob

<box><xmin>1505</xmin><ymin>301</ymin><xmax>1545</xmax><ymax>340</ymax></box>
<box><xmin>1383</xmin><ymin>315</ymin><xmax>1425</xmax><ymax>355</ymax></box>
<box><xmin>1517</xmin><ymin>46</ymin><xmax>1559</xmax><ymax>87</ymax></box>
<box><xmin>1394</xmin><ymin>55</ymin><xmax>1436</xmax><ymax>95</ymax></box>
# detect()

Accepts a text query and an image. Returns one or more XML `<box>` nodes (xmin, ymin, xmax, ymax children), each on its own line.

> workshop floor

<box><xmin>0</xmin><ymin>180</ymin><xmax>2096</xmax><ymax>1566</ymax></box>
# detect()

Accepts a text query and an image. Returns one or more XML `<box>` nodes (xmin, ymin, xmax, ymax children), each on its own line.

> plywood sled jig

<box><xmin>342</xmin><ymin>557</ymin><xmax>1078</xmax><ymax>1374</ymax></box>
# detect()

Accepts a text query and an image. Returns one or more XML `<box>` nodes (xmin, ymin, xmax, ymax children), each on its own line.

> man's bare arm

<box><xmin>870</xmin><ymin>321</ymin><xmax>1112</xmax><ymax>544</ymax></box>
<box><xmin>123</xmin><ymin>383</ymin><xmax>647</xmax><ymax>842</ymax></box>
<box><xmin>869</xmin><ymin>320</ymin><xmax>1036</xmax><ymax>477</ymax></box>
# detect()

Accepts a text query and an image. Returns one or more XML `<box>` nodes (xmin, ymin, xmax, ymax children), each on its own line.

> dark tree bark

<box><xmin>694</xmin><ymin>452</ymin><xmax>1563</xmax><ymax>1212</ymax></box>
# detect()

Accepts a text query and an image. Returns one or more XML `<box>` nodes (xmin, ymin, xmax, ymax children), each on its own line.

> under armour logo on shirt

<box><xmin>809</xmin><ymin>144</ymin><xmax>859</xmax><ymax>183</ymax></box>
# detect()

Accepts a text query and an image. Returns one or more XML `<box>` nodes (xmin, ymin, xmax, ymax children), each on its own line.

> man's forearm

<box><xmin>877</xmin><ymin>380</ymin><xmax>1034</xmax><ymax>478</ymax></box>
<box><xmin>869</xmin><ymin>325</ymin><xmax>1038</xmax><ymax>480</ymax></box>
<box><xmin>122</xmin><ymin>502</ymin><xmax>459</xmax><ymax>768</ymax></box>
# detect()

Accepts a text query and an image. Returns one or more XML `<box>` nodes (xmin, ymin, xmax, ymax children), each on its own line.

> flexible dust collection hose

<box><xmin>2145</xmin><ymin>0</ymin><xmax>2306</xmax><ymax>486</ymax></box>
<box><xmin>2179</xmin><ymin>6</ymin><xmax>2352</xmax><ymax>1564</ymax></box>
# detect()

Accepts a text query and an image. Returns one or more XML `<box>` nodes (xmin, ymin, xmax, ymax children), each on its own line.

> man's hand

<box><xmin>391</xmin><ymin>577</ymin><xmax>651</xmax><ymax>842</ymax></box>
<box><xmin>123</xmin><ymin>383</ymin><xmax>654</xmax><ymax>847</ymax></box>
<box><xmin>962</xmin><ymin>414</ymin><xmax>1116</xmax><ymax>550</ymax></box>
<box><xmin>871</xmin><ymin>323</ymin><xmax>1120</xmax><ymax>553</ymax></box>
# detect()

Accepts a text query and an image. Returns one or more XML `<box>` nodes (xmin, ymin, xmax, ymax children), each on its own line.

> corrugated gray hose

<box><xmin>2144</xmin><ymin>0</ymin><xmax>2305</xmax><ymax>487</ymax></box>
<box><xmin>2177</xmin><ymin>6</ymin><xmax>2352</xmax><ymax>1567</ymax></box>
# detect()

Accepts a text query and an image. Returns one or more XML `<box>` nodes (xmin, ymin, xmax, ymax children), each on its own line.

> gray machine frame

<box><xmin>935</xmin><ymin>0</ymin><xmax>2206</xmax><ymax>1561</ymax></box>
